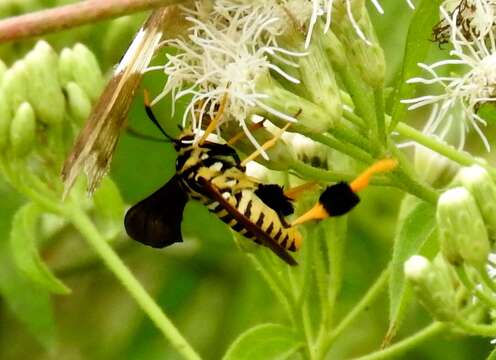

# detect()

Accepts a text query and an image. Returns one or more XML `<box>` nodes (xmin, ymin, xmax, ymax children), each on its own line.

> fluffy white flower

<box><xmin>305</xmin><ymin>0</ymin><xmax>415</xmax><ymax>47</ymax></box>
<box><xmin>402</xmin><ymin>5</ymin><xmax>496</xmax><ymax>150</ymax></box>
<box><xmin>152</xmin><ymin>1</ymin><xmax>304</xmax><ymax>155</ymax></box>
<box><xmin>435</xmin><ymin>0</ymin><xmax>496</xmax><ymax>44</ymax></box>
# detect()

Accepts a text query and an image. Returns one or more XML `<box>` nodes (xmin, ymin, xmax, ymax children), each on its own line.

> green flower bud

<box><xmin>71</xmin><ymin>44</ymin><xmax>104</xmax><ymax>102</ymax></box>
<box><xmin>285</xmin><ymin>132</ymin><xmax>331</xmax><ymax>169</ymax></box>
<box><xmin>24</xmin><ymin>41</ymin><xmax>65</xmax><ymax>126</ymax></box>
<box><xmin>437</xmin><ymin>187</ymin><xmax>490</xmax><ymax>268</ymax></box>
<box><xmin>256</xmin><ymin>74</ymin><xmax>333</xmax><ymax>132</ymax></box>
<box><xmin>0</xmin><ymin>90</ymin><xmax>12</xmax><ymax>149</ymax></box>
<box><xmin>65</xmin><ymin>82</ymin><xmax>92</xmax><ymax>126</ymax></box>
<box><xmin>414</xmin><ymin>142</ymin><xmax>457</xmax><ymax>185</ymax></box>
<box><xmin>59</xmin><ymin>48</ymin><xmax>75</xmax><ymax>87</ymax></box>
<box><xmin>2</xmin><ymin>61</ymin><xmax>29</xmax><ymax>111</ymax></box>
<box><xmin>10</xmin><ymin>102</ymin><xmax>36</xmax><ymax>157</ymax></box>
<box><xmin>404</xmin><ymin>255</ymin><xmax>457</xmax><ymax>321</ymax></box>
<box><xmin>332</xmin><ymin>0</ymin><xmax>385</xmax><ymax>87</ymax></box>
<box><xmin>321</xmin><ymin>28</ymin><xmax>347</xmax><ymax>68</ymax></box>
<box><xmin>297</xmin><ymin>36</ymin><xmax>342</xmax><ymax>124</ymax></box>
<box><xmin>458</xmin><ymin>165</ymin><xmax>496</xmax><ymax>240</ymax></box>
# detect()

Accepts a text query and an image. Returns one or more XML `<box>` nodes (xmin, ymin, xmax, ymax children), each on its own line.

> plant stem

<box><xmin>289</xmin><ymin>160</ymin><xmax>393</xmax><ymax>187</ymax></box>
<box><xmin>351</xmin><ymin>322</ymin><xmax>446</xmax><ymax>360</ymax></box>
<box><xmin>454</xmin><ymin>317</ymin><xmax>496</xmax><ymax>337</ymax></box>
<box><xmin>0</xmin><ymin>0</ymin><xmax>185</xmax><ymax>43</ymax></box>
<box><xmin>65</xmin><ymin>205</ymin><xmax>201</xmax><ymax>360</ymax></box>
<box><xmin>374</xmin><ymin>87</ymin><xmax>387</xmax><ymax>147</ymax></box>
<box><xmin>395</xmin><ymin>122</ymin><xmax>496</xmax><ymax>177</ymax></box>
<box><xmin>318</xmin><ymin>266</ymin><xmax>390</xmax><ymax>357</ymax></box>
<box><xmin>455</xmin><ymin>265</ymin><xmax>496</xmax><ymax>308</ymax></box>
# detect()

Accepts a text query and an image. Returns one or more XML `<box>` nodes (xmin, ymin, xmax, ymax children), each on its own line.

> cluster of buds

<box><xmin>0</xmin><ymin>41</ymin><xmax>103</xmax><ymax>181</ymax></box>
<box><xmin>0</xmin><ymin>41</ymin><xmax>125</xmax><ymax>232</ymax></box>
<box><xmin>406</xmin><ymin>164</ymin><xmax>496</xmax><ymax>325</ymax></box>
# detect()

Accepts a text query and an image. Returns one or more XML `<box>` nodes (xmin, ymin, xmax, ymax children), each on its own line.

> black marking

<box><xmin>245</xmin><ymin>200</ymin><xmax>253</xmax><ymax>218</ymax></box>
<box><xmin>231</xmin><ymin>222</ymin><xmax>244</xmax><ymax>232</ymax></box>
<box><xmin>266</xmin><ymin>222</ymin><xmax>274</xmax><ymax>235</ymax></box>
<box><xmin>256</xmin><ymin>213</ymin><xmax>265</xmax><ymax>227</ymax></box>
<box><xmin>289</xmin><ymin>242</ymin><xmax>297</xmax><ymax>251</ymax></box>
<box><xmin>274</xmin><ymin>228</ymin><xmax>283</xmax><ymax>241</ymax></box>
<box><xmin>197</xmin><ymin>177</ymin><xmax>297</xmax><ymax>265</ymax></box>
<box><xmin>279</xmin><ymin>236</ymin><xmax>288</xmax><ymax>249</ymax></box>
<box><xmin>320</xmin><ymin>182</ymin><xmax>360</xmax><ymax>216</ymax></box>
<box><xmin>255</xmin><ymin>184</ymin><xmax>294</xmax><ymax>216</ymax></box>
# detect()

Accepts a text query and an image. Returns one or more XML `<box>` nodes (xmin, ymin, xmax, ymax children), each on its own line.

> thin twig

<box><xmin>0</xmin><ymin>0</ymin><xmax>186</xmax><ymax>43</ymax></box>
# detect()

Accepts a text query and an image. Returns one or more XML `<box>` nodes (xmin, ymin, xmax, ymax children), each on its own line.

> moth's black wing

<box><xmin>197</xmin><ymin>177</ymin><xmax>297</xmax><ymax>266</ymax></box>
<box><xmin>125</xmin><ymin>176</ymin><xmax>188</xmax><ymax>248</ymax></box>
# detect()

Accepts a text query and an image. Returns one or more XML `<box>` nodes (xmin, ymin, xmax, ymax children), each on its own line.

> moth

<box><xmin>123</xmin><ymin>99</ymin><xmax>397</xmax><ymax>266</ymax></box>
<box><xmin>61</xmin><ymin>5</ymin><xmax>398</xmax><ymax>265</ymax></box>
<box><xmin>124</xmin><ymin>101</ymin><xmax>303</xmax><ymax>265</ymax></box>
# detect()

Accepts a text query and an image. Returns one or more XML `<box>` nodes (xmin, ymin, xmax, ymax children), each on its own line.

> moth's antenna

<box><xmin>144</xmin><ymin>90</ymin><xmax>175</xmax><ymax>141</ymax></box>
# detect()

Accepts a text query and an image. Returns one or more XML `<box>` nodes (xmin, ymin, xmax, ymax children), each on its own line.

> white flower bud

<box><xmin>404</xmin><ymin>255</ymin><xmax>457</xmax><ymax>321</ymax></box>
<box><xmin>437</xmin><ymin>187</ymin><xmax>490</xmax><ymax>268</ymax></box>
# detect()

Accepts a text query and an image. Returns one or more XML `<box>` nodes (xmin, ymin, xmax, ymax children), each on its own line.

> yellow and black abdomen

<box><xmin>204</xmin><ymin>189</ymin><xmax>302</xmax><ymax>252</ymax></box>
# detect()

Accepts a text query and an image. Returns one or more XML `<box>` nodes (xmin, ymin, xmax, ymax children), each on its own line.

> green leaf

<box><xmin>387</xmin><ymin>197</ymin><xmax>436</xmax><ymax>342</ymax></box>
<box><xmin>10</xmin><ymin>202</ymin><xmax>70</xmax><ymax>294</ymax></box>
<box><xmin>389</xmin><ymin>0</ymin><xmax>443</xmax><ymax>130</ymax></box>
<box><xmin>487</xmin><ymin>347</ymin><xmax>496</xmax><ymax>360</ymax></box>
<box><xmin>93</xmin><ymin>177</ymin><xmax>126</xmax><ymax>240</ymax></box>
<box><xmin>223</xmin><ymin>324</ymin><xmax>302</xmax><ymax>360</ymax></box>
<box><xmin>0</xmin><ymin>240</ymin><xmax>57</xmax><ymax>350</ymax></box>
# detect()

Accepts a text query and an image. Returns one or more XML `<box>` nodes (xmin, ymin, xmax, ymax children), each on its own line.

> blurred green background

<box><xmin>0</xmin><ymin>1</ymin><xmax>492</xmax><ymax>359</ymax></box>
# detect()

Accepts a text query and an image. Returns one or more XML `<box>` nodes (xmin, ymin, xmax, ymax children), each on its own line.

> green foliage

<box><xmin>1</xmin><ymin>1</ymin><xmax>496</xmax><ymax>360</ymax></box>
<box><xmin>223</xmin><ymin>324</ymin><xmax>301</xmax><ymax>360</ymax></box>
<box><xmin>389</xmin><ymin>0</ymin><xmax>443</xmax><ymax>129</ymax></box>
<box><xmin>10</xmin><ymin>202</ymin><xmax>70</xmax><ymax>294</ymax></box>
<box><xmin>388</xmin><ymin>197</ymin><xmax>436</xmax><ymax>341</ymax></box>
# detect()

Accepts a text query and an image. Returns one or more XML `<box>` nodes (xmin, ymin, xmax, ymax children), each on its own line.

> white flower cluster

<box><xmin>403</xmin><ymin>0</ymin><xmax>496</xmax><ymax>150</ymax></box>
<box><xmin>151</xmin><ymin>0</ymin><xmax>414</xmax><ymax>151</ymax></box>
<box><xmin>152</xmin><ymin>0</ymin><xmax>306</xmax><ymax>151</ymax></box>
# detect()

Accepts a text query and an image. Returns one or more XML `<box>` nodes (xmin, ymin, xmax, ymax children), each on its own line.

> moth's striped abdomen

<box><xmin>204</xmin><ymin>189</ymin><xmax>302</xmax><ymax>252</ymax></box>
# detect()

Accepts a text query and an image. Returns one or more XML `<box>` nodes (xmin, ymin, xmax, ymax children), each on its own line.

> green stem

<box><xmin>318</xmin><ymin>266</ymin><xmax>390</xmax><ymax>357</ymax></box>
<box><xmin>478</xmin><ymin>266</ymin><xmax>496</xmax><ymax>295</ymax></box>
<box><xmin>454</xmin><ymin>317</ymin><xmax>496</xmax><ymax>337</ymax></box>
<box><xmin>248</xmin><ymin>253</ymin><xmax>296</xmax><ymax>323</ymax></box>
<box><xmin>455</xmin><ymin>265</ymin><xmax>496</xmax><ymax>308</ymax></box>
<box><xmin>65</xmin><ymin>205</ymin><xmax>201</xmax><ymax>360</ymax></box>
<box><xmin>395</xmin><ymin>122</ymin><xmax>496</xmax><ymax>178</ymax></box>
<box><xmin>390</xmin><ymin>167</ymin><xmax>439</xmax><ymax>204</ymax></box>
<box><xmin>289</xmin><ymin>160</ymin><xmax>393</xmax><ymax>187</ymax></box>
<box><xmin>351</xmin><ymin>322</ymin><xmax>446</xmax><ymax>360</ymax></box>
<box><xmin>335</xmin><ymin>64</ymin><xmax>376</xmax><ymax>127</ymax></box>
<box><xmin>325</xmin><ymin>217</ymin><xmax>347</xmax><ymax>327</ymax></box>
<box><xmin>374</xmin><ymin>87</ymin><xmax>387</xmax><ymax>147</ymax></box>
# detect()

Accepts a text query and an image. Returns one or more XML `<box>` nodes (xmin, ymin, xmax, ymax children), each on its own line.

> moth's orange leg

<box><xmin>349</xmin><ymin>159</ymin><xmax>398</xmax><ymax>193</ymax></box>
<box><xmin>284</xmin><ymin>181</ymin><xmax>318</xmax><ymax>200</ymax></box>
<box><xmin>240</xmin><ymin>123</ymin><xmax>291</xmax><ymax>167</ymax></box>
<box><xmin>199</xmin><ymin>94</ymin><xmax>228</xmax><ymax>145</ymax></box>
<box><xmin>291</xmin><ymin>159</ymin><xmax>398</xmax><ymax>226</ymax></box>
<box><xmin>227</xmin><ymin>119</ymin><xmax>266</xmax><ymax>146</ymax></box>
